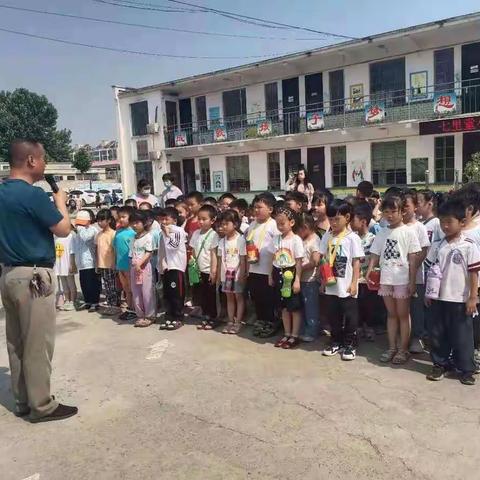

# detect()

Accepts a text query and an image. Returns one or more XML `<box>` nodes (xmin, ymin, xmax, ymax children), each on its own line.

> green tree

<box><xmin>463</xmin><ymin>152</ymin><xmax>480</xmax><ymax>183</ymax></box>
<box><xmin>72</xmin><ymin>148</ymin><xmax>92</xmax><ymax>175</ymax></box>
<box><xmin>0</xmin><ymin>88</ymin><xmax>72</xmax><ymax>162</ymax></box>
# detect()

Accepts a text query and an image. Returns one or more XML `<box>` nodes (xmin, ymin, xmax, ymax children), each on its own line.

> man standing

<box><xmin>159</xmin><ymin>173</ymin><xmax>182</xmax><ymax>207</ymax></box>
<box><xmin>0</xmin><ymin>139</ymin><xmax>78</xmax><ymax>423</ymax></box>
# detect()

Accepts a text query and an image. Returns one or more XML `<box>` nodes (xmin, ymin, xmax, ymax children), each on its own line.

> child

<box><xmin>230</xmin><ymin>198</ymin><xmax>250</xmax><ymax>233</ymax></box>
<box><xmin>113</xmin><ymin>206</ymin><xmax>137</xmax><ymax>321</ymax></box>
<box><xmin>96</xmin><ymin>209</ymin><xmax>119</xmax><ymax>315</ymax></box>
<box><xmin>297</xmin><ymin>213</ymin><xmax>321</xmax><ymax>342</ymax></box>
<box><xmin>185</xmin><ymin>191</ymin><xmax>203</xmax><ymax>239</ymax></box>
<box><xmin>158</xmin><ymin>207</ymin><xmax>188</xmax><ymax>329</ymax></box>
<box><xmin>124</xmin><ymin>198</ymin><xmax>138</xmax><ymax>209</ymax></box>
<box><xmin>71</xmin><ymin>209</ymin><xmax>101</xmax><ymax>312</ymax></box>
<box><xmin>285</xmin><ymin>191</ymin><xmax>307</xmax><ymax>213</ymax></box>
<box><xmin>417</xmin><ymin>189</ymin><xmax>444</xmax><ymax>243</ymax></box>
<box><xmin>175</xmin><ymin>202</ymin><xmax>189</xmax><ymax>230</ymax></box>
<box><xmin>424</xmin><ymin>199</ymin><xmax>480</xmax><ymax>385</ymax></box>
<box><xmin>217</xmin><ymin>209</ymin><xmax>247</xmax><ymax>334</ymax></box>
<box><xmin>129</xmin><ymin>210</ymin><xmax>155</xmax><ymax>327</ymax></box>
<box><xmin>189</xmin><ymin>205</ymin><xmax>219</xmax><ymax>329</ymax></box>
<box><xmin>367</xmin><ymin>195</ymin><xmax>421</xmax><ymax>365</ymax></box>
<box><xmin>319</xmin><ymin>201</ymin><xmax>363</xmax><ymax>360</ymax></box>
<box><xmin>269</xmin><ymin>207</ymin><xmax>304</xmax><ymax>349</ymax></box>
<box><xmin>310</xmin><ymin>191</ymin><xmax>331</xmax><ymax>240</ymax></box>
<box><xmin>351</xmin><ymin>203</ymin><xmax>381</xmax><ymax>341</ymax></box>
<box><xmin>54</xmin><ymin>230</ymin><xmax>77</xmax><ymax>311</ymax></box>
<box><xmin>245</xmin><ymin>193</ymin><xmax>280</xmax><ymax>338</ymax></box>
<box><xmin>218</xmin><ymin>193</ymin><xmax>236</xmax><ymax>212</ymax></box>
<box><xmin>402</xmin><ymin>190</ymin><xmax>431</xmax><ymax>353</ymax></box>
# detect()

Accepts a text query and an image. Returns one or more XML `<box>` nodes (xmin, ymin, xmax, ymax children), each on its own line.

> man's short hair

<box><xmin>8</xmin><ymin>139</ymin><xmax>42</xmax><ymax>168</ymax></box>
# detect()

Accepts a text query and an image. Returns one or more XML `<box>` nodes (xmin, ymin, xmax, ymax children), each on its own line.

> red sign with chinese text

<box><xmin>419</xmin><ymin>116</ymin><xmax>480</xmax><ymax>135</ymax></box>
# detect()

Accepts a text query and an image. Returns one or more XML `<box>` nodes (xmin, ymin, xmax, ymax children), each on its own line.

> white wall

<box><xmin>249</xmin><ymin>151</ymin><xmax>268</xmax><ymax>191</ymax></box>
<box><xmin>406</xmin><ymin>50</ymin><xmax>434</xmax><ymax>99</ymax></box>
<box><xmin>344</xmin><ymin>63</ymin><xmax>369</xmax><ymax>111</ymax></box>
<box><xmin>345</xmin><ymin>141</ymin><xmax>370</xmax><ymax>187</ymax></box>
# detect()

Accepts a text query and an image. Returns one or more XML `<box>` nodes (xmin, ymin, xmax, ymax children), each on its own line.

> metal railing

<box><xmin>164</xmin><ymin>82</ymin><xmax>480</xmax><ymax>148</ymax></box>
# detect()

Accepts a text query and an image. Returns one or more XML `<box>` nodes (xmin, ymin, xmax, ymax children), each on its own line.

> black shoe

<box><xmin>460</xmin><ymin>374</ymin><xmax>476</xmax><ymax>386</ymax></box>
<box><xmin>427</xmin><ymin>365</ymin><xmax>445</xmax><ymax>381</ymax></box>
<box><xmin>14</xmin><ymin>408</ymin><xmax>31</xmax><ymax>417</ymax></box>
<box><xmin>30</xmin><ymin>404</ymin><xmax>78</xmax><ymax>423</ymax></box>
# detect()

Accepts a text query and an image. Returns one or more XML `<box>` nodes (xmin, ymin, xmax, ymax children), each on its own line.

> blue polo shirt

<box><xmin>113</xmin><ymin>227</ymin><xmax>136</xmax><ymax>271</ymax></box>
<box><xmin>0</xmin><ymin>179</ymin><xmax>63</xmax><ymax>266</ymax></box>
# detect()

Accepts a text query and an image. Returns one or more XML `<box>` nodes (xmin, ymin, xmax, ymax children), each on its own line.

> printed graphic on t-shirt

<box><xmin>427</xmin><ymin>230</ymin><xmax>433</xmax><ymax>242</ymax></box>
<box><xmin>384</xmin><ymin>239</ymin><xmax>401</xmax><ymax>260</ymax></box>
<box><xmin>333</xmin><ymin>256</ymin><xmax>347</xmax><ymax>278</ymax></box>
<box><xmin>452</xmin><ymin>249</ymin><xmax>465</xmax><ymax>265</ymax></box>
<box><xmin>274</xmin><ymin>248</ymin><xmax>295</xmax><ymax>268</ymax></box>
<box><xmin>55</xmin><ymin>243</ymin><xmax>65</xmax><ymax>258</ymax></box>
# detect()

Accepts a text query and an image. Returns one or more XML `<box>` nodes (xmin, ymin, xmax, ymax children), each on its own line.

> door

<box><xmin>265</xmin><ymin>82</ymin><xmax>279</xmax><ymax>122</ymax></box>
<box><xmin>282</xmin><ymin>77</ymin><xmax>300</xmax><ymax>134</ymax></box>
<box><xmin>223</xmin><ymin>88</ymin><xmax>247</xmax><ymax>130</ymax></box>
<box><xmin>305</xmin><ymin>73</ymin><xmax>323</xmax><ymax>112</ymax></box>
<box><xmin>169</xmin><ymin>161</ymin><xmax>182</xmax><ymax>190</ymax></box>
<box><xmin>463</xmin><ymin>132</ymin><xmax>480</xmax><ymax>171</ymax></box>
<box><xmin>462</xmin><ymin>42</ymin><xmax>480</xmax><ymax>114</ymax></box>
<box><xmin>179</xmin><ymin>98</ymin><xmax>193</xmax><ymax>145</ymax></box>
<box><xmin>434</xmin><ymin>48</ymin><xmax>454</xmax><ymax>92</ymax></box>
<box><xmin>329</xmin><ymin>70</ymin><xmax>344</xmax><ymax>114</ymax></box>
<box><xmin>195</xmin><ymin>96</ymin><xmax>207</xmax><ymax>131</ymax></box>
<box><xmin>284</xmin><ymin>149</ymin><xmax>302</xmax><ymax>183</ymax></box>
<box><xmin>165</xmin><ymin>101</ymin><xmax>178</xmax><ymax>147</ymax></box>
<box><xmin>370</xmin><ymin>59</ymin><xmax>405</xmax><ymax>107</ymax></box>
<box><xmin>307</xmin><ymin>147</ymin><xmax>325</xmax><ymax>190</ymax></box>
<box><xmin>182</xmin><ymin>158</ymin><xmax>196</xmax><ymax>194</ymax></box>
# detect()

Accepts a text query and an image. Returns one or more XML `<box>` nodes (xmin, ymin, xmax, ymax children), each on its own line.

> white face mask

<box><xmin>164</xmin><ymin>181</ymin><xmax>172</xmax><ymax>188</ymax></box>
<box><xmin>141</xmin><ymin>188</ymin><xmax>151</xmax><ymax>196</ymax></box>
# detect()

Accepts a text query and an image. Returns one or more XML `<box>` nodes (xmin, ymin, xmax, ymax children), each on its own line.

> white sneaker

<box><xmin>322</xmin><ymin>343</ymin><xmax>342</xmax><ymax>356</ymax></box>
<box><xmin>341</xmin><ymin>345</ymin><xmax>356</xmax><ymax>361</ymax></box>
<box><xmin>409</xmin><ymin>337</ymin><xmax>424</xmax><ymax>354</ymax></box>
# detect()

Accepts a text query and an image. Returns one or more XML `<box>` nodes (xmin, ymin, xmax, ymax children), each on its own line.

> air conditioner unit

<box><xmin>148</xmin><ymin>150</ymin><xmax>161</xmax><ymax>161</ymax></box>
<box><xmin>147</xmin><ymin>123</ymin><xmax>160</xmax><ymax>134</ymax></box>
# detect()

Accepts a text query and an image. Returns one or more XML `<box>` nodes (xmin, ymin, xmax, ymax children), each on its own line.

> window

<box><xmin>267</xmin><ymin>152</ymin><xmax>281</xmax><ymax>190</ymax></box>
<box><xmin>130</xmin><ymin>100</ymin><xmax>149</xmax><ymax>136</ymax></box>
<box><xmin>100</xmin><ymin>150</ymin><xmax>108</xmax><ymax>162</ymax></box>
<box><xmin>331</xmin><ymin>146</ymin><xmax>347</xmax><ymax>187</ymax></box>
<box><xmin>370</xmin><ymin>58</ymin><xmax>406</xmax><ymax>106</ymax></box>
<box><xmin>134</xmin><ymin>162</ymin><xmax>154</xmax><ymax>193</ymax></box>
<box><xmin>67</xmin><ymin>175</ymin><xmax>75</xmax><ymax>181</ymax></box>
<box><xmin>434</xmin><ymin>48</ymin><xmax>454</xmax><ymax>92</ymax></box>
<box><xmin>226</xmin><ymin>155</ymin><xmax>250</xmax><ymax>192</ymax></box>
<box><xmin>195</xmin><ymin>96</ymin><xmax>207</xmax><ymax>131</ymax></box>
<box><xmin>411</xmin><ymin>157</ymin><xmax>429</xmax><ymax>183</ymax></box>
<box><xmin>136</xmin><ymin>140</ymin><xmax>148</xmax><ymax>161</ymax></box>
<box><xmin>435</xmin><ymin>136</ymin><xmax>455</xmax><ymax>183</ymax></box>
<box><xmin>371</xmin><ymin>141</ymin><xmax>407</xmax><ymax>185</ymax></box>
<box><xmin>223</xmin><ymin>89</ymin><xmax>247</xmax><ymax>129</ymax></box>
<box><xmin>200</xmin><ymin>158</ymin><xmax>211</xmax><ymax>192</ymax></box>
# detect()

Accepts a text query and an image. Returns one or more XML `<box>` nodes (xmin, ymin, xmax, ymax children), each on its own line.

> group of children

<box><xmin>54</xmin><ymin>179</ymin><xmax>480</xmax><ymax>386</ymax></box>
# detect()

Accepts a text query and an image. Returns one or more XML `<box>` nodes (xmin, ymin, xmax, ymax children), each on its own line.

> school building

<box><xmin>114</xmin><ymin>12</ymin><xmax>480</xmax><ymax>197</ymax></box>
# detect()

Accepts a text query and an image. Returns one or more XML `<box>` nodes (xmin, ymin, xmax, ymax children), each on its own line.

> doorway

<box><xmin>462</xmin><ymin>42</ymin><xmax>480</xmax><ymax>114</ymax></box>
<box><xmin>179</xmin><ymin>98</ymin><xmax>193</xmax><ymax>145</ymax></box>
<box><xmin>182</xmin><ymin>158</ymin><xmax>196</xmax><ymax>194</ymax></box>
<box><xmin>169</xmin><ymin>161</ymin><xmax>182</xmax><ymax>190</ymax></box>
<box><xmin>329</xmin><ymin>70</ymin><xmax>345</xmax><ymax>113</ymax></box>
<box><xmin>305</xmin><ymin>73</ymin><xmax>323</xmax><ymax>112</ymax></box>
<box><xmin>307</xmin><ymin>147</ymin><xmax>325</xmax><ymax>190</ymax></box>
<box><xmin>282</xmin><ymin>77</ymin><xmax>300</xmax><ymax>134</ymax></box>
<box><xmin>284</xmin><ymin>149</ymin><xmax>302</xmax><ymax>182</ymax></box>
<box><xmin>463</xmin><ymin>132</ymin><xmax>480</xmax><ymax>171</ymax></box>
<box><xmin>165</xmin><ymin>101</ymin><xmax>178</xmax><ymax>148</ymax></box>
<box><xmin>265</xmin><ymin>82</ymin><xmax>279</xmax><ymax>122</ymax></box>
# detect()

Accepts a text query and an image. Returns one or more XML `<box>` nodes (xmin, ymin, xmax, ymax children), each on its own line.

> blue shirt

<box><xmin>0</xmin><ymin>179</ymin><xmax>62</xmax><ymax>265</ymax></box>
<box><xmin>72</xmin><ymin>225</ymin><xmax>98</xmax><ymax>270</ymax></box>
<box><xmin>113</xmin><ymin>227</ymin><xmax>135</xmax><ymax>271</ymax></box>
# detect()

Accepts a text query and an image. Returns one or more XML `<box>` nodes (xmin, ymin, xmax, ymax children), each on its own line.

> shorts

<box><xmin>378</xmin><ymin>284</ymin><xmax>409</xmax><ymax>299</ymax></box>
<box><xmin>272</xmin><ymin>266</ymin><xmax>302</xmax><ymax>312</ymax></box>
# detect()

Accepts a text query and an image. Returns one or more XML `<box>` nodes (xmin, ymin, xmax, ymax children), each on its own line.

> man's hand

<box><xmin>52</xmin><ymin>189</ymin><xmax>67</xmax><ymax>208</ymax></box>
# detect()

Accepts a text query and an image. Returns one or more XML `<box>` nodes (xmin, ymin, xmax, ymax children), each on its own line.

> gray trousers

<box><xmin>0</xmin><ymin>266</ymin><xmax>59</xmax><ymax>418</ymax></box>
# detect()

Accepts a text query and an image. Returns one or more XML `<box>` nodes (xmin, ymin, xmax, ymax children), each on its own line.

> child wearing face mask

<box><xmin>159</xmin><ymin>173</ymin><xmax>183</xmax><ymax>207</ymax></box>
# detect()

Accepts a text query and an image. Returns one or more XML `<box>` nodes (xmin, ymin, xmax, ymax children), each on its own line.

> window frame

<box><xmin>371</xmin><ymin>140</ymin><xmax>407</xmax><ymax>186</ymax></box>
<box><xmin>267</xmin><ymin>152</ymin><xmax>281</xmax><ymax>191</ymax></box>
<box><xmin>434</xmin><ymin>135</ymin><xmax>455</xmax><ymax>183</ymax></box>
<box><xmin>199</xmin><ymin>157</ymin><xmax>211</xmax><ymax>192</ymax></box>
<box><xmin>410</xmin><ymin>157</ymin><xmax>429</xmax><ymax>183</ymax></box>
<box><xmin>130</xmin><ymin>100</ymin><xmax>149</xmax><ymax>137</ymax></box>
<box><xmin>226</xmin><ymin>155</ymin><xmax>250</xmax><ymax>192</ymax></box>
<box><xmin>331</xmin><ymin>145</ymin><xmax>347</xmax><ymax>187</ymax></box>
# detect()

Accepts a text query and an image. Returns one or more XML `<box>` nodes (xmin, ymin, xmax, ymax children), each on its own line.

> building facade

<box><xmin>114</xmin><ymin>13</ymin><xmax>480</xmax><ymax>197</ymax></box>
<box><xmin>73</xmin><ymin>140</ymin><xmax>121</xmax><ymax>182</ymax></box>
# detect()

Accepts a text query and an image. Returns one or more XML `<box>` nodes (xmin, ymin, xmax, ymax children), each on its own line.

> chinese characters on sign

<box><xmin>433</xmin><ymin>92</ymin><xmax>457</xmax><ymax>115</ymax></box>
<box><xmin>257</xmin><ymin>119</ymin><xmax>272</xmax><ymax>136</ymax></box>
<box><xmin>306</xmin><ymin>111</ymin><xmax>325</xmax><ymax>131</ymax></box>
<box><xmin>212</xmin><ymin>171</ymin><xmax>224</xmax><ymax>192</ymax></box>
<box><xmin>213</xmin><ymin>126</ymin><xmax>227</xmax><ymax>142</ymax></box>
<box><xmin>419</xmin><ymin>115</ymin><xmax>480</xmax><ymax>135</ymax></box>
<box><xmin>365</xmin><ymin>102</ymin><xmax>386</xmax><ymax>124</ymax></box>
<box><xmin>174</xmin><ymin>132</ymin><xmax>188</xmax><ymax>147</ymax></box>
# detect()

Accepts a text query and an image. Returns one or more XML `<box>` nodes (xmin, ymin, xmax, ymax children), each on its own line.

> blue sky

<box><xmin>0</xmin><ymin>0</ymin><xmax>479</xmax><ymax>144</ymax></box>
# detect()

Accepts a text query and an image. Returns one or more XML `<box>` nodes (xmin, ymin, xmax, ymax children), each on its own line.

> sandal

<box><xmin>222</xmin><ymin>322</ymin><xmax>234</xmax><ymax>334</ymax></box>
<box><xmin>166</xmin><ymin>320</ymin><xmax>183</xmax><ymax>330</ymax></box>
<box><xmin>274</xmin><ymin>336</ymin><xmax>289</xmax><ymax>348</ymax></box>
<box><xmin>134</xmin><ymin>318</ymin><xmax>153</xmax><ymax>328</ymax></box>
<box><xmin>392</xmin><ymin>350</ymin><xmax>410</xmax><ymax>365</ymax></box>
<box><xmin>229</xmin><ymin>322</ymin><xmax>242</xmax><ymax>335</ymax></box>
<box><xmin>380</xmin><ymin>348</ymin><xmax>397</xmax><ymax>363</ymax></box>
<box><xmin>203</xmin><ymin>320</ymin><xmax>217</xmax><ymax>330</ymax></box>
<box><xmin>282</xmin><ymin>337</ymin><xmax>300</xmax><ymax>349</ymax></box>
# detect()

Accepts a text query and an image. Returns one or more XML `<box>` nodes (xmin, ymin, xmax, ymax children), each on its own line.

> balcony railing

<box><xmin>164</xmin><ymin>82</ymin><xmax>480</xmax><ymax>148</ymax></box>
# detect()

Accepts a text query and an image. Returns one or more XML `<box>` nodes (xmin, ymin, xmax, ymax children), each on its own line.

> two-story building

<box><xmin>114</xmin><ymin>12</ymin><xmax>480</xmax><ymax>198</ymax></box>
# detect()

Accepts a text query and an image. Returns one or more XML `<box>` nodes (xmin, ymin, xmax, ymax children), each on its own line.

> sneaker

<box><xmin>409</xmin><ymin>337</ymin><xmax>424</xmax><ymax>354</ymax></box>
<box><xmin>322</xmin><ymin>343</ymin><xmax>342</xmax><ymax>356</ymax></box>
<box><xmin>76</xmin><ymin>302</ymin><xmax>90</xmax><ymax>311</ymax></box>
<box><xmin>88</xmin><ymin>304</ymin><xmax>99</xmax><ymax>313</ymax></box>
<box><xmin>63</xmin><ymin>301</ymin><xmax>75</xmax><ymax>312</ymax></box>
<box><xmin>341</xmin><ymin>345</ymin><xmax>356</xmax><ymax>361</ymax></box>
<box><xmin>30</xmin><ymin>403</ymin><xmax>78</xmax><ymax>423</ymax></box>
<box><xmin>460</xmin><ymin>373</ymin><xmax>476</xmax><ymax>386</ymax></box>
<box><xmin>475</xmin><ymin>349</ymin><xmax>480</xmax><ymax>364</ymax></box>
<box><xmin>426</xmin><ymin>365</ymin><xmax>445</xmax><ymax>381</ymax></box>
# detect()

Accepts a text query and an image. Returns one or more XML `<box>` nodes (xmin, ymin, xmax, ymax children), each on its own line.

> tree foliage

<box><xmin>0</xmin><ymin>88</ymin><xmax>72</xmax><ymax>162</ymax></box>
<box><xmin>463</xmin><ymin>152</ymin><xmax>480</xmax><ymax>183</ymax></box>
<box><xmin>72</xmin><ymin>148</ymin><xmax>92</xmax><ymax>174</ymax></box>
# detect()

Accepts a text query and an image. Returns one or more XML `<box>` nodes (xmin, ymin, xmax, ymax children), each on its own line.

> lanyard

<box><xmin>247</xmin><ymin>219</ymin><xmax>271</xmax><ymax>250</ymax></box>
<box><xmin>194</xmin><ymin>229</ymin><xmax>213</xmax><ymax>260</ymax></box>
<box><xmin>327</xmin><ymin>229</ymin><xmax>348</xmax><ymax>267</ymax></box>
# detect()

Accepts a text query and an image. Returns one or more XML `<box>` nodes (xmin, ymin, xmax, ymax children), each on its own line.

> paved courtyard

<box><xmin>1</xmin><ymin>307</ymin><xmax>479</xmax><ymax>480</ymax></box>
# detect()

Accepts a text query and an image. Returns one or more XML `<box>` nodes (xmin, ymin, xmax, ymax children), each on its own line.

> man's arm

<box><xmin>50</xmin><ymin>190</ymin><xmax>71</xmax><ymax>238</ymax></box>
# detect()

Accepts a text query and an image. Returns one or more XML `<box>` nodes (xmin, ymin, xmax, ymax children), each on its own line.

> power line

<box><xmin>0</xmin><ymin>4</ymin><xmax>325</xmax><ymax>41</ymax></box>
<box><xmin>93</xmin><ymin>0</ymin><xmax>198</xmax><ymax>13</ymax></box>
<box><xmin>0</xmin><ymin>26</ymin><xmax>290</xmax><ymax>59</ymax></box>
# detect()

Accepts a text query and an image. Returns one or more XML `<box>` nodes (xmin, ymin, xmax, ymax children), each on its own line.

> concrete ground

<box><xmin>1</xmin><ymin>307</ymin><xmax>480</xmax><ymax>480</ymax></box>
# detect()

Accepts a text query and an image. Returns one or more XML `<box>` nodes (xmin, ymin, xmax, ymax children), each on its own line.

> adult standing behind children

<box><xmin>130</xmin><ymin>179</ymin><xmax>158</xmax><ymax>208</ymax></box>
<box><xmin>158</xmin><ymin>173</ymin><xmax>183</xmax><ymax>207</ymax></box>
<box><xmin>0</xmin><ymin>139</ymin><xmax>77</xmax><ymax>422</ymax></box>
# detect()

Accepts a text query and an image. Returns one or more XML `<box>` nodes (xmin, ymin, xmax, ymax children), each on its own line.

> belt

<box><xmin>3</xmin><ymin>262</ymin><xmax>54</xmax><ymax>269</ymax></box>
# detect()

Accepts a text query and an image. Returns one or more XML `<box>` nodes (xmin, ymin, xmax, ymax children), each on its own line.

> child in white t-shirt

<box><xmin>368</xmin><ymin>195</ymin><xmax>421</xmax><ymax>365</ymax></box>
<box><xmin>417</xmin><ymin>189</ymin><xmax>444</xmax><ymax>244</ymax></box>
<box><xmin>217</xmin><ymin>209</ymin><xmax>247</xmax><ymax>334</ymax></box>
<box><xmin>269</xmin><ymin>206</ymin><xmax>304</xmax><ymax>349</ymax></box>
<box><xmin>189</xmin><ymin>205</ymin><xmax>219</xmax><ymax>330</ymax></box>
<box><xmin>319</xmin><ymin>201</ymin><xmax>363</xmax><ymax>361</ymax></box>
<box><xmin>403</xmin><ymin>191</ymin><xmax>431</xmax><ymax>353</ymax></box>
<box><xmin>54</xmin><ymin>231</ymin><xmax>77</xmax><ymax>311</ymax></box>
<box><xmin>424</xmin><ymin>199</ymin><xmax>480</xmax><ymax>385</ymax></box>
